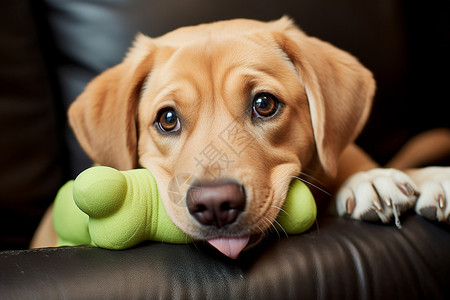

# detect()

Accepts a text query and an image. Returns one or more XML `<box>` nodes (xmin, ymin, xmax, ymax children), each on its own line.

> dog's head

<box><xmin>69</xmin><ymin>17</ymin><xmax>374</xmax><ymax>258</ymax></box>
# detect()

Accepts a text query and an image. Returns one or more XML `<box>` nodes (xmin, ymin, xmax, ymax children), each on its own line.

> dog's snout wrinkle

<box><xmin>187</xmin><ymin>182</ymin><xmax>246</xmax><ymax>228</ymax></box>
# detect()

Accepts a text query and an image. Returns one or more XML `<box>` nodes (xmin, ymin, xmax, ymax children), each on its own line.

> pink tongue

<box><xmin>207</xmin><ymin>236</ymin><xmax>250</xmax><ymax>259</ymax></box>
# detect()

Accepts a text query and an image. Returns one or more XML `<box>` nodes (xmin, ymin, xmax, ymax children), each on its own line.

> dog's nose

<box><xmin>187</xmin><ymin>182</ymin><xmax>246</xmax><ymax>228</ymax></box>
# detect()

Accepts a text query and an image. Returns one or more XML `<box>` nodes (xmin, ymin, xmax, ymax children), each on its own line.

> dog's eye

<box><xmin>252</xmin><ymin>93</ymin><xmax>279</xmax><ymax>118</ymax></box>
<box><xmin>156</xmin><ymin>109</ymin><xmax>181</xmax><ymax>133</ymax></box>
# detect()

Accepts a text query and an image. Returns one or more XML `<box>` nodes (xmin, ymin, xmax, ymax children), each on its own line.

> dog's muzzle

<box><xmin>186</xmin><ymin>181</ymin><xmax>249</xmax><ymax>259</ymax></box>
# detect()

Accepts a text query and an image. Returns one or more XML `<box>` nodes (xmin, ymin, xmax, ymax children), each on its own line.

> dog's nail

<box><xmin>345</xmin><ymin>197</ymin><xmax>355</xmax><ymax>215</ymax></box>
<box><xmin>397</xmin><ymin>183</ymin><xmax>414</xmax><ymax>196</ymax></box>
<box><xmin>373</xmin><ymin>198</ymin><xmax>383</xmax><ymax>212</ymax></box>
<box><xmin>392</xmin><ymin>204</ymin><xmax>402</xmax><ymax>229</ymax></box>
<box><xmin>437</xmin><ymin>194</ymin><xmax>445</xmax><ymax>209</ymax></box>
<box><xmin>406</xmin><ymin>183</ymin><xmax>414</xmax><ymax>195</ymax></box>
<box><xmin>419</xmin><ymin>207</ymin><xmax>437</xmax><ymax>222</ymax></box>
<box><xmin>383</xmin><ymin>197</ymin><xmax>392</xmax><ymax>207</ymax></box>
<box><xmin>396</xmin><ymin>184</ymin><xmax>407</xmax><ymax>195</ymax></box>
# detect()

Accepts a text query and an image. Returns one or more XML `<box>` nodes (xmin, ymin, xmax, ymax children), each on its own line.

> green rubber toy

<box><xmin>53</xmin><ymin>166</ymin><xmax>316</xmax><ymax>249</ymax></box>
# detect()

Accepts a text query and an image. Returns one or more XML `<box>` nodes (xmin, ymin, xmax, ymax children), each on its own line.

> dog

<box><xmin>31</xmin><ymin>17</ymin><xmax>450</xmax><ymax>258</ymax></box>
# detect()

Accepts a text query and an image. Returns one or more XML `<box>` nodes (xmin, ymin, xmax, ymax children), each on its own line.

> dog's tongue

<box><xmin>207</xmin><ymin>236</ymin><xmax>250</xmax><ymax>259</ymax></box>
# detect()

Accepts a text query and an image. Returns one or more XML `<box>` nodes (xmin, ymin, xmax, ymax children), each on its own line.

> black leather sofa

<box><xmin>1</xmin><ymin>216</ymin><xmax>449</xmax><ymax>299</ymax></box>
<box><xmin>1</xmin><ymin>0</ymin><xmax>449</xmax><ymax>298</ymax></box>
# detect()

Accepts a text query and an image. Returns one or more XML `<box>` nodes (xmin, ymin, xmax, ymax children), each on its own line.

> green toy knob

<box><xmin>74</xmin><ymin>166</ymin><xmax>127</xmax><ymax>218</ymax></box>
<box><xmin>276</xmin><ymin>179</ymin><xmax>317</xmax><ymax>234</ymax></box>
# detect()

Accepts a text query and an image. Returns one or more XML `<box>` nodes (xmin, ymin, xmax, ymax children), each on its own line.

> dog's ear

<box><xmin>68</xmin><ymin>34</ymin><xmax>155</xmax><ymax>170</ymax></box>
<box><xmin>273</xmin><ymin>18</ymin><xmax>375</xmax><ymax>176</ymax></box>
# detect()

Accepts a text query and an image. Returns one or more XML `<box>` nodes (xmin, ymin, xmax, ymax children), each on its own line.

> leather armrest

<box><xmin>1</xmin><ymin>215</ymin><xmax>448</xmax><ymax>299</ymax></box>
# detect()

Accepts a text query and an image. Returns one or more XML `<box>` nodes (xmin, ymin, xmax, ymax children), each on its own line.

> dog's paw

<box><xmin>412</xmin><ymin>167</ymin><xmax>450</xmax><ymax>223</ymax></box>
<box><xmin>336</xmin><ymin>168</ymin><xmax>418</xmax><ymax>227</ymax></box>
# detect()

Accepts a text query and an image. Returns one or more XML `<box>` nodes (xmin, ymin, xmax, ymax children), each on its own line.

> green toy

<box><xmin>53</xmin><ymin>166</ymin><xmax>316</xmax><ymax>250</ymax></box>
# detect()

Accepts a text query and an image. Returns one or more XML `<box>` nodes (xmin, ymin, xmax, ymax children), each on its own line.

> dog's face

<box><xmin>136</xmin><ymin>31</ymin><xmax>315</xmax><ymax>256</ymax></box>
<box><xmin>69</xmin><ymin>18</ymin><xmax>375</xmax><ymax>258</ymax></box>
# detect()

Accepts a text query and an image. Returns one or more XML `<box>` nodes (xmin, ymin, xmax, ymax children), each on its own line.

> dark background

<box><xmin>0</xmin><ymin>0</ymin><xmax>448</xmax><ymax>249</ymax></box>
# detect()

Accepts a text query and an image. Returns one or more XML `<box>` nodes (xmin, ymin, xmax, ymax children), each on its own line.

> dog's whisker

<box><xmin>297</xmin><ymin>171</ymin><xmax>328</xmax><ymax>187</ymax></box>
<box><xmin>272</xmin><ymin>218</ymin><xmax>289</xmax><ymax>238</ymax></box>
<box><xmin>265</xmin><ymin>214</ymin><xmax>290</xmax><ymax>240</ymax></box>
<box><xmin>189</xmin><ymin>239</ymin><xmax>202</xmax><ymax>253</ymax></box>
<box><xmin>290</xmin><ymin>175</ymin><xmax>332</xmax><ymax>197</ymax></box>
<box><xmin>188</xmin><ymin>239</ymin><xmax>196</xmax><ymax>250</ymax></box>
<box><xmin>260</xmin><ymin>217</ymin><xmax>274</xmax><ymax>233</ymax></box>
<box><xmin>260</xmin><ymin>215</ymin><xmax>271</xmax><ymax>228</ymax></box>
<box><xmin>255</xmin><ymin>222</ymin><xmax>267</xmax><ymax>238</ymax></box>
<box><xmin>185</xmin><ymin>233</ymin><xmax>191</xmax><ymax>245</ymax></box>
<box><xmin>263</xmin><ymin>216</ymin><xmax>282</xmax><ymax>240</ymax></box>
<box><xmin>159</xmin><ymin>227</ymin><xmax>167</xmax><ymax>245</ymax></box>
<box><xmin>271</xmin><ymin>205</ymin><xmax>289</xmax><ymax>216</ymax></box>
<box><xmin>313</xmin><ymin>219</ymin><xmax>320</xmax><ymax>235</ymax></box>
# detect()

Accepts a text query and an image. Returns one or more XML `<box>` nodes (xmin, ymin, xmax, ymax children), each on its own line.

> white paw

<box><xmin>413</xmin><ymin>167</ymin><xmax>450</xmax><ymax>223</ymax></box>
<box><xmin>336</xmin><ymin>168</ymin><xmax>418</xmax><ymax>227</ymax></box>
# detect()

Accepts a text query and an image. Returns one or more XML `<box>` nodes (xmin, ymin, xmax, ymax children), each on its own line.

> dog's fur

<box><xmin>31</xmin><ymin>18</ymin><xmax>450</xmax><ymax>256</ymax></box>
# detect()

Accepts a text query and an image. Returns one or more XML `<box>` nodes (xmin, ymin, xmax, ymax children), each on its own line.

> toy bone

<box><xmin>54</xmin><ymin>166</ymin><xmax>316</xmax><ymax>249</ymax></box>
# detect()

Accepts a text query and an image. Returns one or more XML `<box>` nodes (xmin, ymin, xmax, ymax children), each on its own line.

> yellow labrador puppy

<box><xmin>32</xmin><ymin>18</ymin><xmax>450</xmax><ymax>258</ymax></box>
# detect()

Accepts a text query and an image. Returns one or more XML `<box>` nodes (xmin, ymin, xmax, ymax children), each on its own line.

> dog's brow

<box><xmin>140</xmin><ymin>70</ymin><xmax>154</xmax><ymax>101</ymax></box>
<box><xmin>277</xmin><ymin>47</ymin><xmax>298</xmax><ymax>75</ymax></box>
